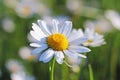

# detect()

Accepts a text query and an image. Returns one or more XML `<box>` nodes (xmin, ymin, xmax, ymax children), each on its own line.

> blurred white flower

<box><xmin>11</xmin><ymin>72</ymin><xmax>26</xmax><ymax>80</ymax></box>
<box><xmin>6</xmin><ymin>60</ymin><xmax>36</xmax><ymax>80</ymax></box>
<box><xmin>30</xmin><ymin>19</ymin><xmax>90</xmax><ymax>64</ymax></box>
<box><xmin>67</xmin><ymin>55</ymin><xmax>81</xmax><ymax>65</ymax></box>
<box><xmin>66</xmin><ymin>0</ymin><xmax>83</xmax><ymax>14</ymax></box>
<box><xmin>19</xmin><ymin>46</ymin><xmax>35</xmax><ymax>61</ymax></box>
<box><xmin>66</xmin><ymin>53</ymin><xmax>82</xmax><ymax>72</ymax></box>
<box><xmin>6</xmin><ymin>60</ymin><xmax>24</xmax><ymax>73</ymax></box>
<box><xmin>84</xmin><ymin>19</ymin><xmax>112</xmax><ymax>34</ymax></box>
<box><xmin>36</xmin><ymin>3</ymin><xmax>51</xmax><ymax>16</ymax></box>
<box><xmin>71</xmin><ymin>65</ymin><xmax>80</xmax><ymax>73</ymax></box>
<box><xmin>2</xmin><ymin>18</ymin><xmax>15</xmax><ymax>33</ymax></box>
<box><xmin>105</xmin><ymin>10</ymin><xmax>120</xmax><ymax>30</ymax></box>
<box><xmin>83</xmin><ymin>28</ymin><xmax>106</xmax><ymax>47</ymax></box>
<box><xmin>15</xmin><ymin>0</ymin><xmax>38</xmax><ymax>18</ymax></box>
<box><xmin>4</xmin><ymin>0</ymin><xmax>18</xmax><ymax>8</ymax></box>
<box><xmin>11</xmin><ymin>73</ymin><xmax>35</xmax><ymax>80</ymax></box>
<box><xmin>15</xmin><ymin>0</ymin><xmax>50</xmax><ymax>18</ymax></box>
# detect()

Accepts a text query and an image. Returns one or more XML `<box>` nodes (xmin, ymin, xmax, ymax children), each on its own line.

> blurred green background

<box><xmin>0</xmin><ymin>0</ymin><xmax>120</xmax><ymax>80</ymax></box>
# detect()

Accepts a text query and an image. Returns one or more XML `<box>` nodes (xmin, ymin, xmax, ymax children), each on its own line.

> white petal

<box><xmin>32</xmin><ymin>23</ymin><xmax>46</xmax><ymax>37</ymax></box>
<box><xmin>84</xmin><ymin>28</ymin><xmax>94</xmax><ymax>39</ymax></box>
<box><xmin>90</xmin><ymin>40</ymin><xmax>106</xmax><ymax>47</ymax></box>
<box><xmin>69</xmin><ymin>29</ymin><xmax>84</xmax><ymax>41</ymax></box>
<box><xmin>37</xmin><ymin>37</ymin><xmax>47</xmax><ymax>44</ymax></box>
<box><xmin>37</xmin><ymin>20</ymin><xmax>51</xmax><ymax>35</ymax></box>
<box><xmin>94</xmin><ymin>39</ymin><xmax>104</xmax><ymax>44</ymax></box>
<box><xmin>39</xmin><ymin>49</ymin><xmax>54</xmax><ymax>63</ymax></box>
<box><xmin>76</xmin><ymin>53</ymin><xmax>87</xmax><ymax>58</ymax></box>
<box><xmin>64</xmin><ymin>50</ymin><xmax>75</xmax><ymax>57</ymax></box>
<box><xmin>69</xmin><ymin>45</ymin><xmax>91</xmax><ymax>53</ymax></box>
<box><xmin>68</xmin><ymin>29</ymin><xmax>77</xmax><ymax>41</ymax></box>
<box><xmin>30</xmin><ymin>43</ymin><xmax>41</xmax><ymax>47</ymax></box>
<box><xmin>85</xmin><ymin>28</ymin><xmax>94</xmax><ymax>36</ymax></box>
<box><xmin>70</xmin><ymin>50</ymin><xmax>87</xmax><ymax>58</ymax></box>
<box><xmin>52</xmin><ymin>19</ymin><xmax>59</xmax><ymax>33</ymax></box>
<box><xmin>56</xmin><ymin>58</ymin><xmax>64</xmax><ymax>64</ymax></box>
<box><xmin>30</xmin><ymin>30</ymin><xmax>41</xmax><ymax>41</ymax></box>
<box><xmin>69</xmin><ymin>37</ymin><xmax>88</xmax><ymax>45</ymax></box>
<box><xmin>55</xmin><ymin>51</ymin><xmax>64</xmax><ymax>58</ymax></box>
<box><xmin>78</xmin><ymin>29</ymin><xmax>84</xmax><ymax>36</ymax></box>
<box><xmin>94</xmin><ymin>34</ymin><xmax>104</xmax><ymax>41</ymax></box>
<box><xmin>55</xmin><ymin>51</ymin><xmax>64</xmax><ymax>64</ymax></box>
<box><xmin>31</xmin><ymin>44</ymin><xmax>48</xmax><ymax>54</ymax></box>
<box><xmin>68</xmin><ymin>30</ymin><xmax>83</xmax><ymax>42</ymax></box>
<box><xmin>61</xmin><ymin>21</ymin><xmax>72</xmax><ymax>37</ymax></box>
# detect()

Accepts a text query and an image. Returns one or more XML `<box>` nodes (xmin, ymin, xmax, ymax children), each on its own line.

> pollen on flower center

<box><xmin>47</xmin><ymin>33</ymin><xmax>69</xmax><ymax>51</ymax></box>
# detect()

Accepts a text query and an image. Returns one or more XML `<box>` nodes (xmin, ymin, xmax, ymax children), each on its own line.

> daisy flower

<box><xmin>15</xmin><ymin>0</ymin><xmax>50</xmax><ymax>18</ymax></box>
<box><xmin>66</xmin><ymin>0</ymin><xmax>83</xmax><ymax>15</ymax></box>
<box><xmin>2</xmin><ymin>18</ymin><xmax>15</xmax><ymax>33</ymax></box>
<box><xmin>83</xmin><ymin>27</ymin><xmax>106</xmax><ymax>47</ymax></box>
<box><xmin>84</xmin><ymin>19</ymin><xmax>112</xmax><ymax>34</ymax></box>
<box><xmin>6</xmin><ymin>60</ymin><xmax>24</xmax><ymax>73</ymax></box>
<box><xmin>30</xmin><ymin>19</ymin><xmax>91</xmax><ymax>64</ymax></box>
<box><xmin>19</xmin><ymin>46</ymin><xmax>35</xmax><ymax>61</ymax></box>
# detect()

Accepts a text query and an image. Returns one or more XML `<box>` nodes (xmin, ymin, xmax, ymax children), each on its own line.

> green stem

<box><xmin>49</xmin><ymin>57</ymin><xmax>55</xmax><ymax>80</ymax></box>
<box><xmin>88</xmin><ymin>64</ymin><xmax>94</xmax><ymax>80</ymax></box>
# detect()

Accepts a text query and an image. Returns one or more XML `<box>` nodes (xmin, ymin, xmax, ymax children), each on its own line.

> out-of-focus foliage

<box><xmin>0</xmin><ymin>0</ymin><xmax>120</xmax><ymax>80</ymax></box>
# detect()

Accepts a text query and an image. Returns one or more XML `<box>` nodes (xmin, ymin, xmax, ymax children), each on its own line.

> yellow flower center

<box><xmin>47</xmin><ymin>33</ymin><xmax>69</xmax><ymax>51</ymax></box>
<box><xmin>87</xmin><ymin>39</ymin><xmax>93</xmax><ymax>43</ymax></box>
<box><xmin>22</xmin><ymin>6</ymin><xmax>31</xmax><ymax>16</ymax></box>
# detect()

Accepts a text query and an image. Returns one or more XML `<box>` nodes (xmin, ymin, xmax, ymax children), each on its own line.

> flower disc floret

<box><xmin>47</xmin><ymin>33</ymin><xmax>69</xmax><ymax>51</ymax></box>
